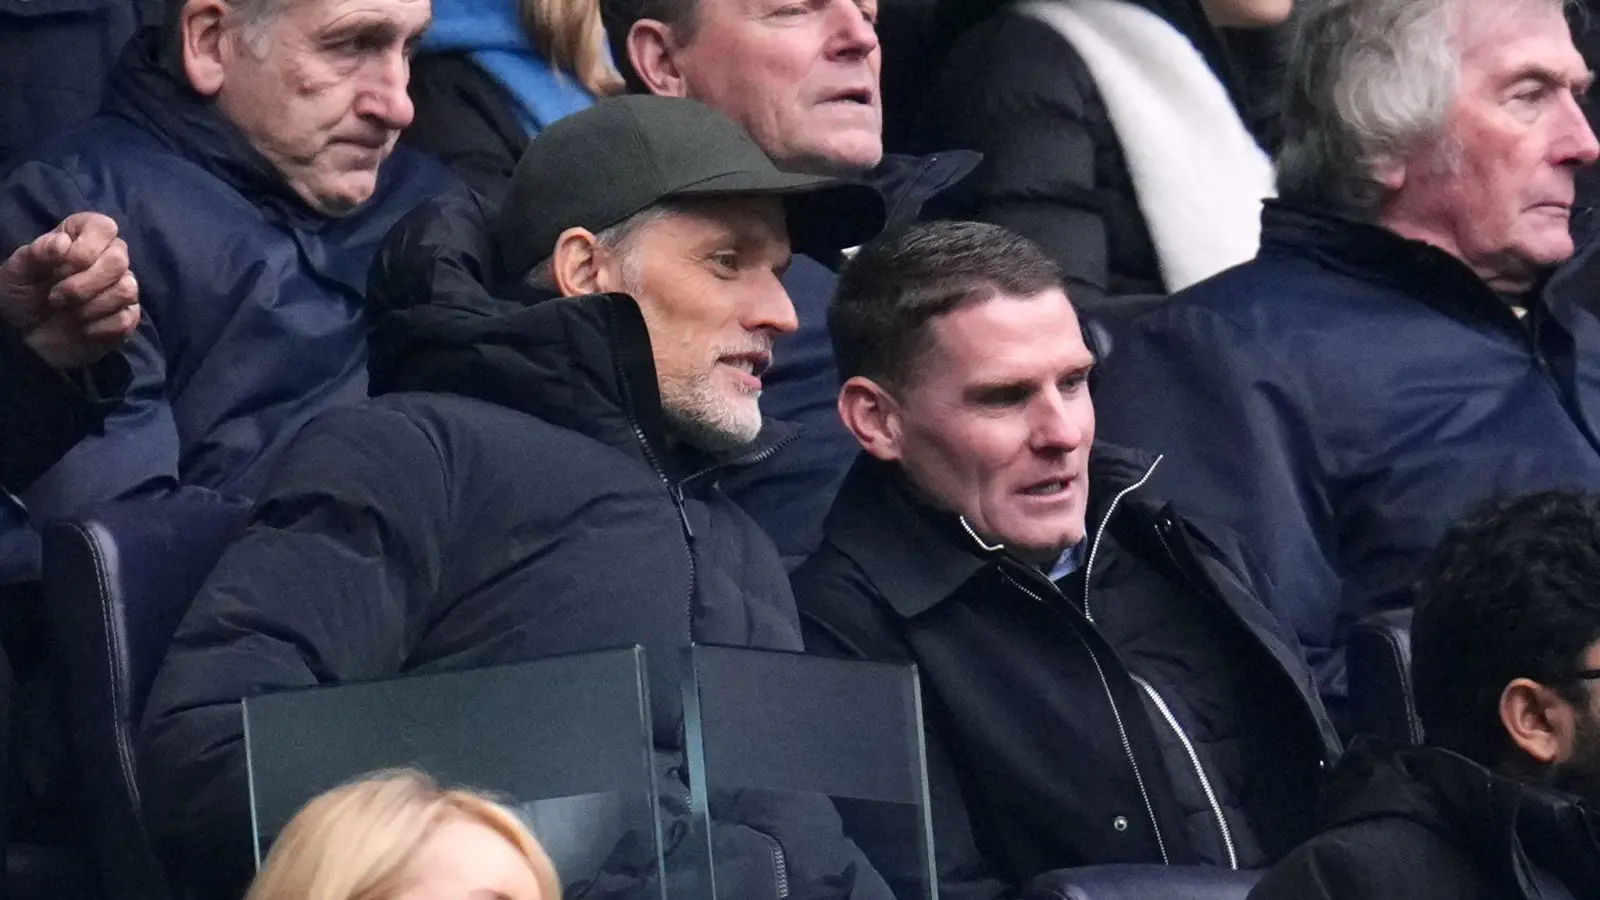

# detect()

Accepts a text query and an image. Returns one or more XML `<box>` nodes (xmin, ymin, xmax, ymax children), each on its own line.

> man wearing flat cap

<box><xmin>141</xmin><ymin>95</ymin><xmax>891</xmax><ymax>900</ymax></box>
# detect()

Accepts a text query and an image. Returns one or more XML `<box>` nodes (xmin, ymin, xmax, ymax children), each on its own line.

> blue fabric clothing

<box><xmin>0</xmin><ymin>30</ymin><xmax>460</xmax><ymax>582</ymax></box>
<box><xmin>1091</xmin><ymin>201</ymin><xmax>1600</xmax><ymax>711</ymax></box>
<box><xmin>419</xmin><ymin>0</ymin><xmax>593</xmax><ymax>134</ymax></box>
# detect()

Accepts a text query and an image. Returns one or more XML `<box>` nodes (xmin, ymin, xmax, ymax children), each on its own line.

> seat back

<box><xmin>1024</xmin><ymin>864</ymin><xmax>1262</xmax><ymax>900</ymax></box>
<box><xmin>42</xmin><ymin>498</ymin><xmax>250</xmax><ymax>900</ymax></box>
<box><xmin>1347</xmin><ymin>609</ymin><xmax>1422</xmax><ymax>744</ymax></box>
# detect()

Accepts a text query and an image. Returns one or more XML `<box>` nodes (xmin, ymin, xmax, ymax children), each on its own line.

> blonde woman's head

<box><xmin>522</xmin><ymin>0</ymin><xmax>625</xmax><ymax>97</ymax></box>
<box><xmin>244</xmin><ymin>770</ymin><xmax>560</xmax><ymax>900</ymax></box>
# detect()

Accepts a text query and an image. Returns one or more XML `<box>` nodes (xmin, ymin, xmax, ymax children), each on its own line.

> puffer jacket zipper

<box><xmin>1131</xmin><ymin>674</ymin><xmax>1238</xmax><ymax>869</ymax></box>
<box><xmin>999</xmin><ymin>569</ymin><xmax>1169</xmax><ymax>865</ymax></box>
<box><xmin>672</xmin><ymin>435</ymin><xmax>800</xmax><ymax>900</ymax></box>
<box><xmin>753</xmin><ymin>829</ymin><xmax>791</xmax><ymax>900</ymax></box>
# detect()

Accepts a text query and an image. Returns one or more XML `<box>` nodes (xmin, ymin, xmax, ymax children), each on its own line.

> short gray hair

<box><xmin>527</xmin><ymin>203</ymin><xmax>675</xmax><ymax>290</ymax></box>
<box><xmin>1276</xmin><ymin>0</ymin><xmax>1570</xmax><ymax>216</ymax></box>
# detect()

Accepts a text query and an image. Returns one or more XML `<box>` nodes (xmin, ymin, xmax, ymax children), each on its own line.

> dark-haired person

<box><xmin>599</xmin><ymin>0</ymin><xmax>978</xmax><ymax>567</ymax></box>
<box><xmin>792</xmin><ymin>220</ymin><xmax>1339</xmax><ymax>900</ymax></box>
<box><xmin>0</xmin><ymin>0</ymin><xmax>461</xmax><ymax>583</ymax></box>
<box><xmin>1250</xmin><ymin>491</ymin><xmax>1600</xmax><ymax>900</ymax></box>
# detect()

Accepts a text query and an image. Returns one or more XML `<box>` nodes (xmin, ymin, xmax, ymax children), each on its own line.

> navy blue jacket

<box><xmin>142</xmin><ymin>191</ymin><xmax>891</xmax><ymax>900</ymax></box>
<box><xmin>720</xmin><ymin>150</ymin><xmax>978</xmax><ymax>567</ymax></box>
<box><xmin>0</xmin><ymin>31</ymin><xmax>457</xmax><ymax>583</ymax></box>
<box><xmin>1091</xmin><ymin>202</ymin><xmax>1600</xmax><ymax>710</ymax></box>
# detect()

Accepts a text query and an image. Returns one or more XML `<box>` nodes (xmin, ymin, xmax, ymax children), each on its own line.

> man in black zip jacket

<box><xmin>140</xmin><ymin>95</ymin><xmax>892</xmax><ymax>900</ymax></box>
<box><xmin>1251</xmin><ymin>492</ymin><xmax>1600</xmax><ymax>900</ymax></box>
<box><xmin>792</xmin><ymin>222</ymin><xmax>1341</xmax><ymax>900</ymax></box>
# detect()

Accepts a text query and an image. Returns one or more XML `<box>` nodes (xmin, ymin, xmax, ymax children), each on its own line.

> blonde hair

<box><xmin>244</xmin><ymin>770</ymin><xmax>561</xmax><ymax>900</ymax></box>
<box><xmin>522</xmin><ymin>0</ymin><xmax>626</xmax><ymax>98</ymax></box>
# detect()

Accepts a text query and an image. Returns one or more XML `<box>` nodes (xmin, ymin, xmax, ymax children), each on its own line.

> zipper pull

<box><xmin>672</xmin><ymin>485</ymin><xmax>696</xmax><ymax>541</ymax></box>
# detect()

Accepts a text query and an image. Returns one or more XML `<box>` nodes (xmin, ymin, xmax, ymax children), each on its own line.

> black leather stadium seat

<box><xmin>1347</xmin><ymin>609</ymin><xmax>1422</xmax><ymax>744</ymax></box>
<box><xmin>42</xmin><ymin>498</ymin><xmax>249</xmax><ymax>900</ymax></box>
<box><xmin>1025</xmin><ymin>864</ymin><xmax>1262</xmax><ymax>900</ymax></box>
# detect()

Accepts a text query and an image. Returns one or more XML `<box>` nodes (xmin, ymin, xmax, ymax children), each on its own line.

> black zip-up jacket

<box><xmin>1250</xmin><ymin>739</ymin><xmax>1600</xmax><ymax>900</ymax></box>
<box><xmin>793</xmin><ymin>447</ymin><xmax>1340</xmax><ymax>900</ymax></box>
<box><xmin>139</xmin><ymin>192</ymin><xmax>892</xmax><ymax>900</ymax></box>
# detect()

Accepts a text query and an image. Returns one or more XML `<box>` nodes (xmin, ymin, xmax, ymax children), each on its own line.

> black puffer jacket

<box><xmin>921</xmin><ymin>0</ymin><xmax>1267</xmax><ymax>302</ymax></box>
<box><xmin>1250</xmin><ymin>739</ymin><xmax>1600</xmax><ymax>900</ymax></box>
<box><xmin>139</xmin><ymin>192</ymin><xmax>892</xmax><ymax>900</ymax></box>
<box><xmin>794</xmin><ymin>447</ymin><xmax>1340</xmax><ymax>900</ymax></box>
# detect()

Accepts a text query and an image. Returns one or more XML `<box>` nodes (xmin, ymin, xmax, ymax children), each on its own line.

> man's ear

<box><xmin>551</xmin><ymin>228</ymin><xmax>613</xmax><ymax>297</ymax></box>
<box><xmin>627</xmin><ymin>19</ymin><xmax>689</xmax><ymax>97</ymax></box>
<box><xmin>839</xmin><ymin>376</ymin><xmax>904</xmax><ymax>462</ymax></box>
<box><xmin>180</xmin><ymin>0</ymin><xmax>232</xmax><ymax>96</ymax></box>
<box><xmin>1375</xmin><ymin>155</ymin><xmax>1406</xmax><ymax>193</ymax></box>
<box><xmin>1501</xmin><ymin>678</ymin><xmax>1576</xmax><ymax>766</ymax></box>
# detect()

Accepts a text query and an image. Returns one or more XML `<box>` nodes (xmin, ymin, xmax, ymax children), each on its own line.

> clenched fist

<box><xmin>0</xmin><ymin>212</ymin><xmax>141</xmax><ymax>370</ymax></box>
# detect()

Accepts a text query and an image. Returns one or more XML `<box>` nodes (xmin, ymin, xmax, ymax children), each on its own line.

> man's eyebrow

<box><xmin>1507</xmin><ymin>63</ymin><xmax>1591</xmax><ymax>90</ymax></box>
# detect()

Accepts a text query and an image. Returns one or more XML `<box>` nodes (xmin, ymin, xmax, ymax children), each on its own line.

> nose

<box><xmin>825</xmin><ymin>0</ymin><xmax>879</xmax><ymax>61</ymax></box>
<box><xmin>1029</xmin><ymin>386</ymin><xmax>1092</xmax><ymax>454</ymax></box>
<box><xmin>354</xmin><ymin>50</ymin><xmax>416</xmax><ymax>130</ymax></box>
<box><xmin>748</xmin><ymin>277</ymin><xmax>800</xmax><ymax>337</ymax></box>
<box><xmin>1555</xmin><ymin>90</ymin><xmax>1599</xmax><ymax>168</ymax></box>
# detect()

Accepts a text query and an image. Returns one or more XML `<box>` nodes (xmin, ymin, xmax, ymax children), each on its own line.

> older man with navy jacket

<box><xmin>1091</xmin><ymin>0</ymin><xmax>1600</xmax><ymax>719</ymax></box>
<box><xmin>0</xmin><ymin>0</ymin><xmax>460</xmax><ymax>584</ymax></box>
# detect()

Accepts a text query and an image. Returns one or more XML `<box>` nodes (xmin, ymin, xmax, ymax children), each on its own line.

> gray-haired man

<box><xmin>1090</xmin><ymin>0</ymin><xmax>1600</xmax><ymax>723</ymax></box>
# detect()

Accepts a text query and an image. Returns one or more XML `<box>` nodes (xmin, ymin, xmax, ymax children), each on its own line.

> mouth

<box><xmin>719</xmin><ymin>351</ymin><xmax>773</xmax><ymax>387</ymax></box>
<box><xmin>337</xmin><ymin>136</ymin><xmax>392</xmax><ymax>152</ymax></box>
<box><xmin>1021</xmin><ymin>477</ymin><xmax>1075</xmax><ymax>497</ymax></box>
<box><xmin>821</xmin><ymin>88</ymin><xmax>875</xmax><ymax>107</ymax></box>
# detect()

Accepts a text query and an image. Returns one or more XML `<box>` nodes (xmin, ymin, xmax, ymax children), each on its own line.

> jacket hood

<box><xmin>366</xmin><ymin>190</ymin><xmax>793</xmax><ymax>474</ymax></box>
<box><xmin>103</xmin><ymin>29</ymin><xmax>341</xmax><ymax>228</ymax></box>
<box><xmin>1321</xmin><ymin>739</ymin><xmax>1600</xmax><ymax>897</ymax></box>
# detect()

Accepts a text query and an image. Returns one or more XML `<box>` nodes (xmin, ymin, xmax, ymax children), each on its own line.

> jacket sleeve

<box><xmin>1246</xmin><ymin>823</ymin><xmax>1455</xmax><ymax>900</ymax></box>
<box><xmin>0</xmin><ymin>323</ymin><xmax>128</xmax><ymax>493</ymax></box>
<box><xmin>921</xmin><ymin>10</ymin><xmax>1115</xmax><ymax>305</ymax></box>
<box><xmin>401</xmin><ymin>53</ymin><xmax>528</xmax><ymax>200</ymax></box>
<box><xmin>0</xmin><ymin>160</ymin><xmax>238</xmax><ymax>577</ymax></box>
<box><xmin>139</xmin><ymin>403</ymin><xmax>450</xmax><ymax>900</ymax></box>
<box><xmin>794</xmin><ymin>560</ymin><xmax>1016</xmax><ymax>900</ymax></box>
<box><xmin>1091</xmin><ymin>301</ymin><xmax>1346</xmax><ymax>705</ymax></box>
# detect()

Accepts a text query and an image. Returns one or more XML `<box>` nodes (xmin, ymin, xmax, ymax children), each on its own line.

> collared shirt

<box><xmin>1047</xmin><ymin>540</ymin><xmax>1088</xmax><ymax>583</ymax></box>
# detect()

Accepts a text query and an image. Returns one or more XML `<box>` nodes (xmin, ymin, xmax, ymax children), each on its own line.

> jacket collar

<box><xmin>868</xmin><ymin>151</ymin><xmax>982</xmax><ymax>231</ymax></box>
<box><xmin>365</xmin><ymin>191</ymin><xmax>796</xmax><ymax>480</ymax></box>
<box><xmin>1260</xmin><ymin>200</ymin><xmax>1549</xmax><ymax>333</ymax></box>
<box><xmin>822</xmin><ymin>443</ymin><xmax>1161</xmax><ymax>619</ymax></box>
<box><xmin>1322</xmin><ymin>739</ymin><xmax>1600</xmax><ymax>899</ymax></box>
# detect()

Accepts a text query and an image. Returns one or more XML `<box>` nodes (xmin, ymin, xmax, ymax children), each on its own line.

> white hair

<box><xmin>1276</xmin><ymin>0</ymin><xmax>1573</xmax><ymax>216</ymax></box>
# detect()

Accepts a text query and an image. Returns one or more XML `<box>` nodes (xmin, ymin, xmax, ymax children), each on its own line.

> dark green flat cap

<box><xmin>492</xmin><ymin>94</ymin><xmax>887</xmax><ymax>286</ymax></box>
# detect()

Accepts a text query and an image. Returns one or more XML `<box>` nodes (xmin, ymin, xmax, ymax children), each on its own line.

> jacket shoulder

<box><xmin>1251</xmin><ymin>815</ymin><xmax>1489</xmax><ymax>900</ymax></box>
<box><xmin>792</xmin><ymin>542</ymin><xmax>909</xmax><ymax>663</ymax></box>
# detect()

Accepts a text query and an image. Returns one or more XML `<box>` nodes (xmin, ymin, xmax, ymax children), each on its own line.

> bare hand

<box><xmin>0</xmin><ymin>212</ymin><xmax>141</xmax><ymax>370</ymax></box>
